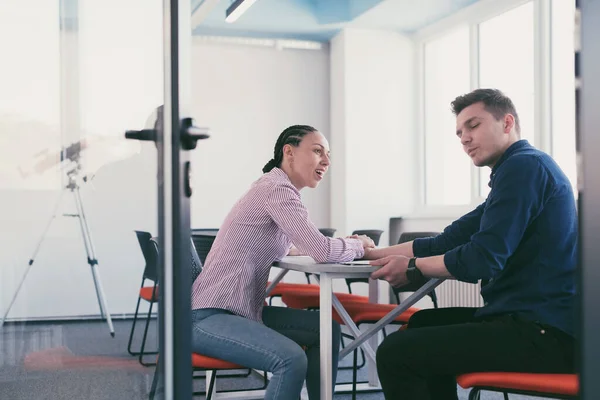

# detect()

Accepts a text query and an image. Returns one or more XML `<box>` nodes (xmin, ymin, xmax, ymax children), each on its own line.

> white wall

<box><xmin>0</xmin><ymin>39</ymin><xmax>331</xmax><ymax>320</ymax></box>
<box><xmin>190</xmin><ymin>39</ymin><xmax>333</xmax><ymax>291</ymax></box>
<box><xmin>189</xmin><ymin>38</ymin><xmax>331</xmax><ymax>230</ymax></box>
<box><xmin>328</xmin><ymin>28</ymin><xmax>417</xmax><ymax>300</ymax></box>
<box><xmin>330</xmin><ymin>29</ymin><xmax>416</xmax><ymax>245</ymax></box>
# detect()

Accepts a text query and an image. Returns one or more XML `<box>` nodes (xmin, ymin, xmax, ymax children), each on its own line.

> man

<box><xmin>366</xmin><ymin>88</ymin><xmax>577</xmax><ymax>399</ymax></box>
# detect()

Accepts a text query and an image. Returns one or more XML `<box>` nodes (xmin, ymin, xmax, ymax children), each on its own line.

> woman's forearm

<box><xmin>362</xmin><ymin>241</ymin><xmax>414</xmax><ymax>260</ymax></box>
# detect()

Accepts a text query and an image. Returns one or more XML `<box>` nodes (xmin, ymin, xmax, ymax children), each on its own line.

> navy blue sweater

<box><xmin>413</xmin><ymin>140</ymin><xmax>577</xmax><ymax>337</ymax></box>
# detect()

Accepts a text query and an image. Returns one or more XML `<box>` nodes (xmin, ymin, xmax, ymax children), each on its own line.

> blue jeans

<box><xmin>191</xmin><ymin>306</ymin><xmax>341</xmax><ymax>400</ymax></box>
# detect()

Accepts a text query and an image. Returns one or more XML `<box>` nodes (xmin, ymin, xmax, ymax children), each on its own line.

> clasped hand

<box><xmin>369</xmin><ymin>255</ymin><xmax>410</xmax><ymax>287</ymax></box>
<box><xmin>346</xmin><ymin>234</ymin><xmax>376</xmax><ymax>250</ymax></box>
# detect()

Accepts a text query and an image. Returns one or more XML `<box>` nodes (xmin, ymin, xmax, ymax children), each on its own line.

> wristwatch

<box><xmin>406</xmin><ymin>257</ymin><xmax>425</xmax><ymax>283</ymax></box>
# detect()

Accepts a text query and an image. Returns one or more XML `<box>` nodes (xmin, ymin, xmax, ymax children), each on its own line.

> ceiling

<box><xmin>192</xmin><ymin>0</ymin><xmax>482</xmax><ymax>42</ymax></box>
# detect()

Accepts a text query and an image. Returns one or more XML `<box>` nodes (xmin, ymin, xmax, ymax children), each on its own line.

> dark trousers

<box><xmin>376</xmin><ymin>307</ymin><xmax>575</xmax><ymax>400</ymax></box>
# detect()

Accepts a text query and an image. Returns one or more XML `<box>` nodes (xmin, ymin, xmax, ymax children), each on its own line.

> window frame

<box><xmin>412</xmin><ymin>0</ymin><xmax>555</xmax><ymax>217</ymax></box>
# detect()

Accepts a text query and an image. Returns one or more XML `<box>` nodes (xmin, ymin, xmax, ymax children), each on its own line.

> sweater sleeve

<box><xmin>444</xmin><ymin>156</ymin><xmax>551</xmax><ymax>283</ymax></box>
<box><xmin>412</xmin><ymin>202</ymin><xmax>486</xmax><ymax>257</ymax></box>
<box><xmin>265</xmin><ymin>184</ymin><xmax>364</xmax><ymax>262</ymax></box>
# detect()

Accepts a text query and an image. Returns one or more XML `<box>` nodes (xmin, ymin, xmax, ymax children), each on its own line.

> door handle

<box><xmin>124</xmin><ymin>129</ymin><xmax>156</xmax><ymax>142</ymax></box>
<box><xmin>124</xmin><ymin>117</ymin><xmax>209</xmax><ymax>151</ymax></box>
<box><xmin>181</xmin><ymin>117</ymin><xmax>210</xmax><ymax>150</ymax></box>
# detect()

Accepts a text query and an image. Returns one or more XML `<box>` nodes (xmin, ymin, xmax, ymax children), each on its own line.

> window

<box><xmin>0</xmin><ymin>1</ymin><xmax>60</xmax><ymax>190</ymax></box>
<box><xmin>423</xmin><ymin>26</ymin><xmax>472</xmax><ymax>206</ymax></box>
<box><xmin>418</xmin><ymin>0</ymin><xmax>576</xmax><ymax>210</ymax></box>
<box><xmin>550</xmin><ymin>0</ymin><xmax>577</xmax><ymax>194</ymax></box>
<box><xmin>478</xmin><ymin>2</ymin><xmax>535</xmax><ymax>198</ymax></box>
<box><xmin>78</xmin><ymin>0</ymin><xmax>163</xmax><ymax>173</ymax></box>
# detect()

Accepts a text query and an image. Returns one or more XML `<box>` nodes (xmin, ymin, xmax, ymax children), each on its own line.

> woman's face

<box><xmin>284</xmin><ymin>131</ymin><xmax>331</xmax><ymax>190</ymax></box>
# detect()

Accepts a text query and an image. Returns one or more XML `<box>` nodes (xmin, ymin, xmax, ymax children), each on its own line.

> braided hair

<box><xmin>262</xmin><ymin>125</ymin><xmax>318</xmax><ymax>173</ymax></box>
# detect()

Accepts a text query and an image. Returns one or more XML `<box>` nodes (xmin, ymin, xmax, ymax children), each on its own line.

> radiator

<box><xmin>436</xmin><ymin>280</ymin><xmax>484</xmax><ymax>308</ymax></box>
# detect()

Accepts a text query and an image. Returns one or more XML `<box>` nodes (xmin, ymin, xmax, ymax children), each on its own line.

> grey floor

<box><xmin>0</xmin><ymin>319</ymin><xmax>550</xmax><ymax>399</ymax></box>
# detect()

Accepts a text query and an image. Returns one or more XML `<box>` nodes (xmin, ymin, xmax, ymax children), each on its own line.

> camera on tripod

<box><xmin>2</xmin><ymin>137</ymin><xmax>116</xmax><ymax>337</ymax></box>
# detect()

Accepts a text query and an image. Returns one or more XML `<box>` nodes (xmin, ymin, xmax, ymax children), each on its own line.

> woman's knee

<box><xmin>276</xmin><ymin>344</ymin><xmax>308</xmax><ymax>376</ymax></box>
<box><xmin>290</xmin><ymin>347</ymin><xmax>309</xmax><ymax>376</ymax></box>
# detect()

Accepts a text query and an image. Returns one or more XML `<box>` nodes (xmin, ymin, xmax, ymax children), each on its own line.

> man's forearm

<box><xmin>415</xmin><ymin>255</ymin><xmax>454</xmax><ymax>279</ymax></box>
<box><xmin>363</xmin><ymin>241</ymin><xmax>414</xmax><ymax>260</ymax></box>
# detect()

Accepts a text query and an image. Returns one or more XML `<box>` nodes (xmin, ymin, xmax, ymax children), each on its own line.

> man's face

<box><xmin>455</xmin><ymin>102</ymin><xmax>512</xmax><ymax>168</ymax></box>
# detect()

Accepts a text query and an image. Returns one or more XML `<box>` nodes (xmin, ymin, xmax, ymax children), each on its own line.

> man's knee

<box><xmin>407</xmin><ymin>309</ymin><xmax>440</xmax><ymax>329</ymax></box>
<box><xmin>408</xmin><ymin>307</ymin><xmax>477</xmax><ymax>329</ymax></box>
<box><xmin>376</xmin><ymin>333</ymin><xmax>395</xmax><ymax>371</ymax></box>
<box><xmin>376</xmin><ymin>330</ymin><xmax>410</xmax><ymax>369</ymax></box>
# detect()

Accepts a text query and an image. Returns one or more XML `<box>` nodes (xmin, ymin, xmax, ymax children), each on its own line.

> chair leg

<box><xmin>356</xmin><ymin>347</ymin><xmax>366</xmax><ymax>370</ymax></box>
<box><xmin>206</xmin><ymin>370</ymin><xmax>217</xmax><ymax>400</ymax></box>
<box><xmin>430</xmin><ymin>290</ymin><xmax>439</xmax><ymax>309</ymax></box>
<box><xmin>339</xmin><ymin>334</ymin><xmax>356</xmax><ymax>371</ymax></box>
<box><xmin>139</xmin><ymin>300</ymin><xmax>157</xmax><ymax>366</ymax></box>
<box><xmin>352</xmin><ymin>349</ymin><xmax>358</xmax><ymax>400</ymax></box>
<box><xmin>149</xmin><ymin>366</ymin><xmax>158</xmax><ymax>400</ymax></box>
<box><xmin>503</xmin><ymin>392</ymin><xmax>510</xmax><ymax>400</ymax></box>
<box><xmin>468</xmin><ymin>388</ymin><xmax>481</xmax><ymax>400</ymax></box>
<box><xmin>128</xmin><ymin>280</ymin><xmax>145</xmax><ymax>356</ymax></box>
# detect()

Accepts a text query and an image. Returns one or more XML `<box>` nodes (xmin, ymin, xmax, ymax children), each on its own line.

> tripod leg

<box><xmin>73</xmin><ymin>186</ymin><xmax>115</xmax><ymax>337</ymax></box>
<box><xmin>1</xmin><ymin>190</ymin><xmax>66</xmax><ymax>328</ymax></box>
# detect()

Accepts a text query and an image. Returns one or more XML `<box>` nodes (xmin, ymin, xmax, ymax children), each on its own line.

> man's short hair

<box><xmin>451</xmin><ymin>88</ymin><xmax>521</xmax><ymax>135</ymax></box>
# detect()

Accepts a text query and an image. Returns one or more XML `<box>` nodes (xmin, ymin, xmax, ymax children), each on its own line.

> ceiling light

<box><xmin>225</xmin><ymin>0</ymin><xmax>258</xmax><ymax>23</ymax></box>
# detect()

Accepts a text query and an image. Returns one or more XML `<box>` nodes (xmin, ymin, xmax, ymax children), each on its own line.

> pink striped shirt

<box><xmin>191</xmin><ymin>168</ymin><xmax>364</xmax><ymax>322</ymax></box>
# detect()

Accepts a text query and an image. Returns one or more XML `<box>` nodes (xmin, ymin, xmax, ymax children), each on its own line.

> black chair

<box><xmin>192</xmin><ymin>228</ymin><xmax>219</xmax><ymax>237</ymax></box>
<box><xmin>344</xmin><ymin>229</ymin><xmax>384</xmax><ymax>294</ymax></box>
<box><xmin>149</xmin><ymin>238</ymin><xmax>267</xmax><ymax>399</ymax></box>
<box><xmin>190</xmin><ymin>232</ymin><xmax>261</xmax><ymax>382</ymax></box>
<box><xmin>191</xmin><ymin>231</ymin><xmax>218</xmax><ymax>265</ymax></box>
<box><xmin>393</xmin><ymin>232</ymin><xmax>440</xmax><ymax>308</ymax></box>
<box><xmin>127</xmin><ymin>231</ymin><xmax>160</xmax><ymax>366</ymax></box>
<box><xmin>128</xmin><ymin>231</ymin><xmax>209</xmax><ymax>367</ymax></box>
<box><xmin>351</xmin><ymin>229</ymin><xmax>384</xmax><ymax>244</ymax></box>
<box><xmin>344</xmin><ymin>231</ymin><xmax>439</xmax><ymax>398</ymax></box>
<box><xmin>318</xmin><ymin>228</ymin><xmax>337</xmax><ymax>237</ymax></box>
<box><xmin>335</xmin><ymin>229</ymin><xmax>384</xmax><ymax>376</ymax></box>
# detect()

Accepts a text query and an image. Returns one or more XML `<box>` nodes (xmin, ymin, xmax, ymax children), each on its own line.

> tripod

<box><xmin>0</xmin><ymin>162</ymin><xmax>115</xmax><ymax>337</ymax></box>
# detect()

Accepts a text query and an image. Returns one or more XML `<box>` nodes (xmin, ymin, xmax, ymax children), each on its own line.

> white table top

<box><xmin>274</xmin><ymin>256</ymin><xmax>380</xmax><ymax>275</ymax></box>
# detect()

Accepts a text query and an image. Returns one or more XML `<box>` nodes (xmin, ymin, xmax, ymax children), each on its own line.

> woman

<box><xmin>191</xmin><ymin>125</ymin><xmax>374</xmax><ymax>400</ymax></box>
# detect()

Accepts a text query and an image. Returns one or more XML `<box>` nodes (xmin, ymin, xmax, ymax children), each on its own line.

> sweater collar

<box><xmin>486</xmin><ymin>140</ymin><xmax>531</xmax><ymax>187</ymax></box>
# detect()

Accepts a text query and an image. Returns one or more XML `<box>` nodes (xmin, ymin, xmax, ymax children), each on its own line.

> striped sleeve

<box><xmin>265</xmin><ymin>184</ymin><xmax>364</xmax><ymax>263</ymax></box>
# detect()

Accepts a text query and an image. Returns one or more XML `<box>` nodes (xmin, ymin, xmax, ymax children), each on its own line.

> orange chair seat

<box><xmin>281</xmin><ymin>290</ymin><xmax>368</xmax><ymax>310</ymax></box>
<box><xmin>191</xmin><ymin>353</ymin><xmax>243</xmax><ymax>370</ymax></box>
<box><xmin>266</xmin><ymin>282</ymin><xmax>320</xmax><ymax>297</ymax></box>
<box><xmin>140</xmin><ymin>286</ymin><xmax>159</xmax><ymax>302</ymax></box>
<box><xmin>341</xmin><ymin>302</ymin><xmax>419</xmax><ymax>325</ymax></box>
<box><xmin>457</xmin><ymin>372</ymin><xmax>579</xmax><ymax>396</ymax></box>
<box><xmin>282</xmin><ymin>291</ymin><xmax>417</xmax><ymax>325</ymax></box>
